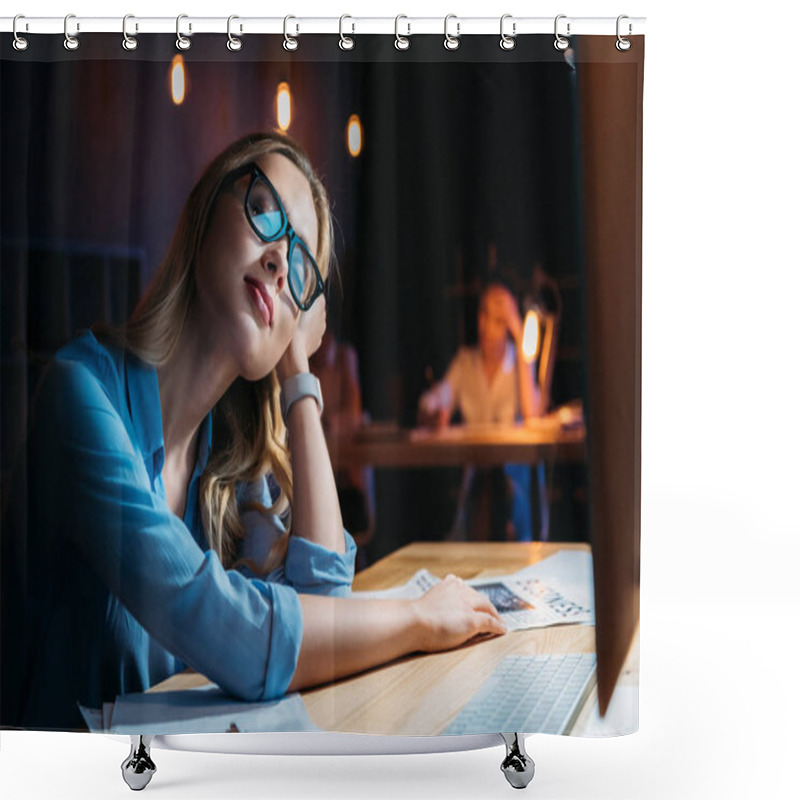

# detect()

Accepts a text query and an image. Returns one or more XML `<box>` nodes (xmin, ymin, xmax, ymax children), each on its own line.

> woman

<box><xmin>417</xmin><ymin>283</ymin><xmax>541</xmax><ymax>541</ymax></box>
<box><xmin>1</xmin><ymin>132</ymin><xmax>505</xmax><ymax>730</ymax></box>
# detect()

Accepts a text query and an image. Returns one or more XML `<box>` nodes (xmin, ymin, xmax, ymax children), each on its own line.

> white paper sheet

<box><xmin>351</xmin><ymin>551</ymin><xmax>595</xmax><ymax>631</ymax></box>
<box><xmin>512</xmin><ymin>550</ymin><xmax>595</xmax><ymax>611</ymax></box>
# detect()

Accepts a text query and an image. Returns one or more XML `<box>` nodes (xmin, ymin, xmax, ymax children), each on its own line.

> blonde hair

<box><xmin>97</xmin><ymin>131</ymin><xmax>334</xmax><ymax>573</ymax></box>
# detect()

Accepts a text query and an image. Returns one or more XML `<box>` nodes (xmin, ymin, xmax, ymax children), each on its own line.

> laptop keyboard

<box><xmin>444</xmin><ymin>653</ymin><xmax>597</xmax><ymax>735</ymax></box>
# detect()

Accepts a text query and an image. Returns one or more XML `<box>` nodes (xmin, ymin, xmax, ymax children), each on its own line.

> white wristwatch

<box><xmin>280</xmin><ymin>373</ymin><xmax>324</xmax><ymax>422</ymax></box>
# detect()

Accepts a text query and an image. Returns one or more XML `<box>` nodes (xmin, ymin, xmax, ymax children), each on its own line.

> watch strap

<box><xmin>280</xmin><ymin>373</ymin><xmax>323</xmax><ymax>421</ymax></box>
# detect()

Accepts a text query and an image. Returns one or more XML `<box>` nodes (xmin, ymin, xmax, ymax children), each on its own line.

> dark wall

<box><xmin>353</xmin><ymin>58</ymin><xmax>584</xmax><ymax>425</ymax></box>
<box><xmin>0</xmin><ymin>56</ymin><xmax>362</xmax><ymax>290</ymax></box>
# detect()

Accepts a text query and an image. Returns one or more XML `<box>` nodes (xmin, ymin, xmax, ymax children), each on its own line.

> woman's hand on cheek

<box><xmin>277</xmin><ymin>295</ymin><xmax>327</xmax><ymax>381</ymax></box>
<box><xmin>504</xmin><ymin>293</ymin><xmax>523</xmax><ymax>343</ymax></box>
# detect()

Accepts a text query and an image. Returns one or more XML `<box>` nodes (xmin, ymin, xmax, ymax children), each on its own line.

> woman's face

<box><xmin>478</xmin><ymin>288</ymin><xmax>509</xmax><ymax>356</ymax></box>
<box><xmin>194</xmin><ymin>153</ymin><xmax>319</xmax><ymax>381</ymax></box>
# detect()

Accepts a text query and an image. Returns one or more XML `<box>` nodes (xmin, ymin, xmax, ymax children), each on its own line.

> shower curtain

<box><xmin>1</xmin><ymin>27</ymin><xmax>643</xmax><ymax>741</ymax></box>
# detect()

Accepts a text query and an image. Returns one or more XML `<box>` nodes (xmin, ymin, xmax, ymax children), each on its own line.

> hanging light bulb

<box><xmin>522</xmin><ymin>308</ymin><xmax>541</xmax><ymax>363</ymax></box>
<box><xmin>276</xmin><ymin>82</ymin><xmax>292</xmax><ymax>131</ymax></box>
<box><xmin>170</xmin><ymin>55</ymin><xmax>187</xmax><ymax>105</ymax></box>
<box><xmin>347</xmin><ymin>114</ymin><xmax>363</xmax><ymax>157</ymax></box>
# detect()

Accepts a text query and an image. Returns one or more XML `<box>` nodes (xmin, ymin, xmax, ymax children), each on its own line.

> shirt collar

<box><xmin>124</xmin><ymin>351</ymin><xmax>213</xmax><ymax>481</ymax></box>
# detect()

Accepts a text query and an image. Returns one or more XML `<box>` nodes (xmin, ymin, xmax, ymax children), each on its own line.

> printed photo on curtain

<box><xmin>0</xmin><ymin>27</ymin><xmax>643</xmax><ymax>758</ymax></box>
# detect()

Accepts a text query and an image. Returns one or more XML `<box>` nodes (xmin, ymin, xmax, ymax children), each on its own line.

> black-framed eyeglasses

<box><xmin>223</xmin><ymin>162</ymin><xmax>324</xmax><ymax>311</ymax></box>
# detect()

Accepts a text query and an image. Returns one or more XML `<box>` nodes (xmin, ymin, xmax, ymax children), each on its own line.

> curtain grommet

<box><xmin>283</xmin><ymin>15</ymin><xmax>299</xmax><ymax>51</ymax></box>
<box><xmin>395</xmin><ymin>15</ymin><xmax>411</xmax><ymax>50</ymax></box>
<box><xmin>176</xmin><ymin>14</ymin><xmax>191</xmax><ymax>50</ymax></box>
<box><xmin>339</xmin><ymin>15</ymin><xmax>355</xmax><ymax>51</ymax></box>
<box><xmin>12</xmin><ymin>15</ymin><xmax>29</xmax><ymax>51</ymax></box>
<box><xmin>616</xmin><ymin>15</ymin><xmax>632</xmax><ymax>51</ymax></box>
<box><xmin>122</xmin><ymin>14</ymin><xmax>138</xmax><ymax>51</ymax></box>
<box><xmin>444</xmin><ymin>14</ymin><xmax>460</xmax><ymax>51</ymax></box>
<box><xmin>553</xmin><ymin>14</ymin><xmax>570</xmax><ymax>52</ymax></box>
<box><xmin>500</xmin><ymin>14</ymin><xmax>516</xmax><ymax>50</ymax></box>
<box><xmin>227</xmin><ymin>15</ymin><xmax>242</xmax><ymax>51</ymax></box>
<box><xmin>63</xmin><ymin>13</ymin><xmax>80</xmax><ymax>51</ymax></box>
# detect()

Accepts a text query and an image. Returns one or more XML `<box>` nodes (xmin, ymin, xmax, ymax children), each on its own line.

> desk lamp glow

<box><xmin>521</xmin><ymin>302</ymin><xmax>559</xmax><ymax>415</ymax></box>
<box><xmin>522</xmin><ymin>308</ymin><xmax>541</xmax><ymax>363</ymax></box>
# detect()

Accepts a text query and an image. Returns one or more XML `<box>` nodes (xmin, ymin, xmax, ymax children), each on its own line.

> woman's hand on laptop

<box><xmin>414</xmin><ymin>574</ymin><xmax>507</xmax><ymax>652</ymax></box>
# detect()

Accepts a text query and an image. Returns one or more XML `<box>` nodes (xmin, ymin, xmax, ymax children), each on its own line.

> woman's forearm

<box><xmin>286</xmin><ymin>577</ymin><xmax>507</xmax><ymax>693</ymax></box>
<box><xmin>418</xmin><ymin>380</ymin><xmax>453</xmax><ymax>427</ymax></box>
<box><xmin>287</xmin><ymin>595</ymin><xmax>421</xmax><ymax>691</ymax></box>
<box><xmin>285</xmin><ymin>393</ymin><xmax>346</xmax><ymax>554</ymax></box>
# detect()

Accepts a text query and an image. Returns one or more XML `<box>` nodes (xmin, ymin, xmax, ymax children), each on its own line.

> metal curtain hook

<box><xmin>283</xmin><ymin>16</ymin><xmax>299</xmax><ymax>51</ymax></box>
<box><xmin>616</xmin><ymin>14</ymin><xmax>632</xmax><ymax>51</ymax></box>
<box><xmin>122</xmin><ymin>15</ymin><xmax>138</xmax><ymax>51</ymax></box>
<box><xmin>444</xmin><ymin>14</ymin><xmax>460</xmax><ymax>51</ymax></box>
<box><xmin>227</xmin><ymin>15</ymin><xmax>242</xmax><ymax>51</ymax></box>
<box><xmin>339</xmin><ymin>15</ymin><xmax>355</xmax><ymax>50</ymax></box>
<box><xmin>500</xmin><ymin>14</ymin><xmax>516</xmax><ymax>50</ymax></box>
<box><xmin>12</xmin><ymin>15</ymin><xmax>29</xmax><ymax>51</ymax></box>
<box><xmin>176</xmin><ymin>14</ymin><xmax>191</xmax><ymax>50</ymax></box>
<box><xmin>395</xmin><ymin>15</ymin><xmax>410</xmax><ymax>50</ymax></box>
<box><xmin>64</xmin><ymin>13</ymin><xmax>79</xmax><ymax>51</ymax></box>
<box><xmin>554</xmin><ymin>14</ymin><xmax>570</xmax><ymax>51</ymax></box>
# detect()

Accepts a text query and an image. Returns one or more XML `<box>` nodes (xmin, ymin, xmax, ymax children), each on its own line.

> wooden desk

<box><xmin>153</xmin><ymin>542</ymin><xmax>636</xmax><ymax>736</ymax></box>
<box><xmin>327</xmin><ymin>419</ymin><xmax>586</xmax><ymax>470</ymax></box>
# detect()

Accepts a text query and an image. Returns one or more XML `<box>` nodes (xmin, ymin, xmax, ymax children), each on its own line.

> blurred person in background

<box><xmin>418</xmin><ymin>283</ymin><xmax>541</xmax><ymax>542</ymax></box>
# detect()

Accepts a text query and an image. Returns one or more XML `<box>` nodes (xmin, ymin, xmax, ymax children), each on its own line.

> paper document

<box><xmin>503</xmin><ymin>549</ymin><xmax>595</xmax><ymax>627</ymax></box>
<box><xmin>351</xmin><ymin>551</ymin><xmax>595</xmax><ymax>631</ymax></box>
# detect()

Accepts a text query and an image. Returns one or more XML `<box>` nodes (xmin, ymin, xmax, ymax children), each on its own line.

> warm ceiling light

<box><xmin>170</xmin><ymin>55</ymin><xmax>186</xmax><ymax>105</ymax></box>
<box><xmin>277</xmin><ymin>82</ymin><xmax>292</xmax><ymax>131</ymax></box>
<box><xmin>347</xmin><ymin>114</ymin><xmax>363</xmax><ymax>157</ymax></box>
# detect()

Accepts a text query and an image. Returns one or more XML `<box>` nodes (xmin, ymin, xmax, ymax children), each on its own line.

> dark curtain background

<box><xmin>1</xmin><ymin>34</ymin><xmax>588</xmax><ymax>563</ymax></box>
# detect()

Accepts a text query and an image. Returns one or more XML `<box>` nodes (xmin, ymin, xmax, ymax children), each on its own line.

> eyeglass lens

<box><xmin>247</xmin><ymin>176</ymin><xmax>319</xmax><ymax>308</ymax></box>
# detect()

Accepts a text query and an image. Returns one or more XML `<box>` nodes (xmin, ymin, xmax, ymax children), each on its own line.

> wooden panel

<box><xmin>577</xmin><ymin>36</ymin><xmax>644</xmax><ymax>715</ymax></box>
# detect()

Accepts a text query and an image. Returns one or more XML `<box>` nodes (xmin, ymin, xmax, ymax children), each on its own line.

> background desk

<box><xmin>153</xmin><ymin>542</ymin><xmax>636</xmax><ymax>736</ymax></box>
<box><xmin>327</xmin><ymin>420</ymin><xmax>586</xmax><ymax>470</ymax></box>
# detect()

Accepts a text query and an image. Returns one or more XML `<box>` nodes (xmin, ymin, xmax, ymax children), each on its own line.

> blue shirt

<box><xmin>2</xmin><ymin>330</ymin><xmax>356</xmax><ymax>730</ymax></box>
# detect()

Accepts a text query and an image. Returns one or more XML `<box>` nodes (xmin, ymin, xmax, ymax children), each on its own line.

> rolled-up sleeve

<box><xmin>47</xmin><ymin>360</ymin><xmax>302</xmax><ymax>702</ymax></box>
<box><xmin>238</xmin><ymin>476</ymin><xmax>357</xmax><ymax>597</ymax></box>
<box><xmin>247</xmin><ymin>578</ymin><xmax>304</xmax><ymax>698</ymax></box>
<box><xmin>282</xmin><ymin>534</ymin><xmax>356</xmax><ymax>597</ymax></box>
